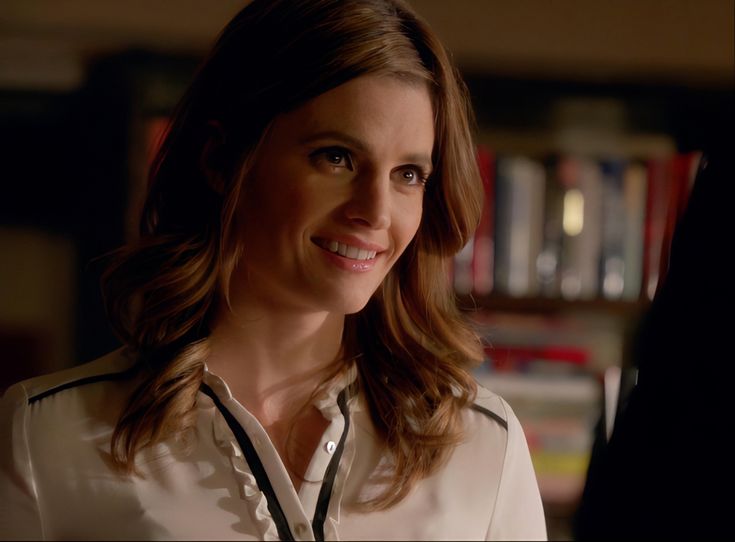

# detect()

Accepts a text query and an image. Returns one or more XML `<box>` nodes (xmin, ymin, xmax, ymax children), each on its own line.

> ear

<box><xmin>200</xmin><ymin>120</ymin><xmax>228</xmax><ymax>195</ymax></box>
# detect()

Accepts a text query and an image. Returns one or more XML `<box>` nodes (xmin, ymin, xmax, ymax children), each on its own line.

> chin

<box><xmin>334</xmin><ymin>299</ymin><xmax>371</xmax><ymax>316</ymax></box>
<box><xmin>320</xmin><ymin>290</ymin><xmax>374</xmax><ymax>316</ymax></box>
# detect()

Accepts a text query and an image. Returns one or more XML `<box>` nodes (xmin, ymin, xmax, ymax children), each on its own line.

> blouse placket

<box><xmin>201</xmin><ymin>365</ymin><xmax>358</xmax><ymax>541</ymax></box>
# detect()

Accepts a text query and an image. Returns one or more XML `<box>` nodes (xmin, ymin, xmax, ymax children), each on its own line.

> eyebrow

<box><xmin>299</xmin><ymin>130</ymin><xmax>433</xmax><ymax>172</ymax></box>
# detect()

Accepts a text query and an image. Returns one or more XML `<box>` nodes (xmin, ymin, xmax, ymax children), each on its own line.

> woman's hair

<box><xmin>102</xmin><ymin>0</ymin><xmax>485</xmax><ymax>508</ymax></box>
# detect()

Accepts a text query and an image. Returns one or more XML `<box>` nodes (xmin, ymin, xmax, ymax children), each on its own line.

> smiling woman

<box><xmin>234</xmin><ymin>76</ymin><xmax>432</xmax><ymax>316</ymax></box>
<box><xmin>0</xmin><ymin>0</ymin><xmax>546</xmax><ymax>540</ymax></box>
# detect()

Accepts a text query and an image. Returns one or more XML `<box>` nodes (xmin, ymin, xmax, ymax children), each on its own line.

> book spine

<box><xmin>558</xmin><ymin>157</ymin><xmax>603</xmax><ymax>300</ymax></box>
<box><xmin>537</xmin><ymin>157</ymin><xmax>565</xmax><ymax>298</ymax></box>
<box><xmin>493</xmin><ymin>155</ymin><xmax>513</xmax><ymax>295</ymax></box>
<box><xmin>621</xmin><ymin>162</ymin><xmax>648</xmax><ymax>301</ymax></box>
<box><xmin>599</xmin><ymin>159</ymin><xmax>627</xmax><ymax>299</ymax></box>
<box><xmin>496</xmin><ymin>156</ymin><xmax>546</xmax><ymax>297</ymax></box>
<box><xmin>472</xmin><ymin>146</ymin><xmax>495</xmax><ymax>295</ymax></box>
<box><xmin>643</xmin><ymin>156</ymin><xmax>673</xmax><ymax>299</ymax></box>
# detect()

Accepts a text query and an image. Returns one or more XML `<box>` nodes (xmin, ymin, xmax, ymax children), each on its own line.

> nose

<box><xmin>343</xmin><ymin>170</ymin><xmax>391</xmax><ymax>230</ymax></box>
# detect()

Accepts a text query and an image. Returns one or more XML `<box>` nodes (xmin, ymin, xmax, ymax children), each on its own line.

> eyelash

<box><xmin>310</xmin><ymin>146</ymin><xmax>430</xmax><ymax>187</ymax></box>
<box><xmin>313</xmin><ymin>146</ymin><xmax>354</xmax><ymax>170</ymax></box>
<box><xmin>399</xmin><ymin>168</ymin><xmax>430</xmax><ymax>187</ymax></box>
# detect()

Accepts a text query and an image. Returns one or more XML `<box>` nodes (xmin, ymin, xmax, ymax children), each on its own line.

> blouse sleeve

<box><xmin>486</xmin><ymin>399</ymin><xmax>547</xmax><ymax>541</ymax></box>
<box><xmin>0</xmin><ymin>383</ymin><xmax>43</xmax><ymax>540</ymax></box>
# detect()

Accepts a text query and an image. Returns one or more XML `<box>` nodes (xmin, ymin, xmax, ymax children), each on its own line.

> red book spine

<box><xmin>658</xmin><ymin>152</ymin><xmax>699</xmax><ymax>294</ymax></box>
<box><xmin>472</xmin><ymin>145</ymin><xmax>495</xmax><ymax>295</ymax></box>
<box><xmin>485</xmin><ymin>344</ymin><xmax>589</xmax><ymax>371</ymax></box>
<box><xmin>642</xmin><ymin>156</ymin><xmax>674</xmax><ymax>300</ymax></box>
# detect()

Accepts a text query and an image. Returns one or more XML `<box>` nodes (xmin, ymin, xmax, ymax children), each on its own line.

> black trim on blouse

<box><xmin>471</xmin><ymin>403</ymin><xmax>509</xmax><ymax>430</ymax></box>
<box><xmin>312</xmin><ymin>388</ymin><xmax>350</xmax><ymax>541</ymax></box>
<box><xmin>200</xmin><ymin>383</ymin><xmax>296</xmax><ymax>541</ymax></box>
<box><xmin>27</xmin><ymin>368</ymin><xmax>136</xmax><ymax>405</ymax></box>
<box><xmin>201</xmin><ymin>383</ymin><xmax>353</xmax><ymax>541</ymax></box>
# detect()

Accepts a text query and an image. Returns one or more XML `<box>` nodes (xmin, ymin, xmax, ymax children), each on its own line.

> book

<box><xmin>475</xmin><ymin>368</ymin><xmax>601</xmax><ymax>505</ymax></box>
<box><xmin>597</xmin><ymin>158</ymin><xmax>648</xmax><ymax>301</ymax></box>
<box><xmin>621</xmin><ymin>162</ymin><xmax>648</xmax><ymax>301</ymax></box>
<box><xmin>599</xmin><ymin>159</ymin><xmax>627</xmax><ymax>300</ymax></box>
<box><xmin>471</xmin><ymin>145</ymin><xmax>495</xmax><ymax>295</ymax></box>
<box><xmin>557</xmin><ymin>156</ymin><xmax>603</xmax><ymax>300</ymax></box>
<box><xmin>537</xmin><ymin>156</ymin><xmax>565</xmax><ymax>298</ymax></box>
<box><xmin>484</xmin><ymin>344</ymin><xmax>589</xmax><ymax>373</ymax></box>
<box><xmin>642</xmin><ymin>155</ymin><xmax>674</xmax><ymax>300</ymax></box>
<box><xmin>493</xmin><ymin>155</ymin><xmax>546</xmax><ymax>297</ymax></box>
<box><xmin>658</xmin><ymin>151</ymin><xmax>701</xmax><ymax>285</ymax></box>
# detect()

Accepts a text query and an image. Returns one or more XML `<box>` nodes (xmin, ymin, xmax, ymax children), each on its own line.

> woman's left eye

<box><xmin>397</xmin><ymin>167</ymin><xmax>428</xmax><ymax>186</ymax></box>
<box><xmin>325</xmin><ymin>150</ymin><xmax>346</xmax><ymax>165</ymax></box>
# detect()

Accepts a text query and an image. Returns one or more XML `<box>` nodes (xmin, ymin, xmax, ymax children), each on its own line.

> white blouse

<box><xmin>0</xmin><ymin>349</ymin><xmax>546</xmax><ymax>541</ymax></box>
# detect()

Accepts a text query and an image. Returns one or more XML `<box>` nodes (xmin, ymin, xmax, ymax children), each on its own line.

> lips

<box><xmin>313</xmin><ymin>237</ymin><xmax>382</xmax><ymax>261</ymax></box>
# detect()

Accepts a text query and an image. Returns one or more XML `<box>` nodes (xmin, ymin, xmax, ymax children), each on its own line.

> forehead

<box><xmin>267</xmin><ymin>74</ymin><xmax>435</xmax><ymax>157</ymax></box>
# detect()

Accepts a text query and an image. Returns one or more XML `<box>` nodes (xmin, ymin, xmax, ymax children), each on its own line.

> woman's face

<box><xmin>233</xmin><ymin>74</ymin><xmax>434</xmax><ymax>316</ymax></box>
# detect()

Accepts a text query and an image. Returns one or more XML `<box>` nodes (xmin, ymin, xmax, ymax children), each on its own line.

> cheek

<box><xmin>394</xmin><ymin>199</ymin><xmax>424</xmax><ymax>251</ymax></box>
<box><xmin>243</xmin><ymin>179</ymin><xmax>313</xmax><ymax>233</ymax></box>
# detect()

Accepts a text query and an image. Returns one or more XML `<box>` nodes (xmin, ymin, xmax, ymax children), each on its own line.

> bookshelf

<box><xmin>455</xmin><ymin>71</ymin><xmax>731</xmax><ymax>539</ymax></box>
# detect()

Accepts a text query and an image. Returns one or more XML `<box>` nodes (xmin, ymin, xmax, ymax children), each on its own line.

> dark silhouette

<box><xmin>575</xmin><ymin>128</ymin><xmax>733</xmax><ymax>539</ymax></box>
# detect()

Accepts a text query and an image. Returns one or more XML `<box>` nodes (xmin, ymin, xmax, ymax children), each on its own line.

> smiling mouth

<box><xmin>315</xmin><ymin>239</ymin><xmax>378</xmax><ymax>261</ymax></box>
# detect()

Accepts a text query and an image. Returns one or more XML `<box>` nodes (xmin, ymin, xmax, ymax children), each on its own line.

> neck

<box><xmin>206</xmin><ymin>301</ymin><xmax>345</xmax><ymax>422</ymax></box>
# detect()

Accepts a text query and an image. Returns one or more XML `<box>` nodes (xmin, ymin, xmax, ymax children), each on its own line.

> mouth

<box><xmin>314</xmin><ymin>238</ymin><xmax>379</xmax><ymax>261</ymax></box>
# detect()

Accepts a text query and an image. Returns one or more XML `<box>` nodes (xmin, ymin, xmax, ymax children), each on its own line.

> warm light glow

<box><xmin>563</xmin><ymin>189</ymin><xmax>584</xmax><ymax>236</ymax></box>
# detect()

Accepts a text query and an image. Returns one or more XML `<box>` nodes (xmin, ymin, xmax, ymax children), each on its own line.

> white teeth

<box><xmin>322</xmin><ymin>239</ymin><xmax>377</xmax><ymax>260</ymax></box>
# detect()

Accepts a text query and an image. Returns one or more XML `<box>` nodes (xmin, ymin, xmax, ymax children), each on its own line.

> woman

<box><xmin>0</xmin><ymin>0</ymin><xmax>546</xmax><ymax>539</ymax></box>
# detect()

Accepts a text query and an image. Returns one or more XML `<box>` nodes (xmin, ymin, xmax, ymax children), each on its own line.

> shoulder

<box><xmin>1</xmin><ymin>348</ymin><xmax>137</xmax><ymax>433</ymax></box>
<box><xmin>1</xmin><ymin>348</ymin><xmax>137</xmax><ymax>477</ymax></box>
<box><xmin>460</xmin><ymin>381</ymin><xmax>531</xmax><ymax>469</ymax></box>
<box><xmin>4</xmin><ymin>348</ymin><xmax>135</xmax><ymax>406</ymax></box>
<box><xmin>469</xmin><ymin>382</ymin><xmax>511</xmax><ymax>431</ymax></box>
<box><xmin>0</xmin><ymin>349</ymin><xmax>142</xmax><ymax>538</ymax></box>
<box><xmin>464</xmin><ymin>381</ymin><xmax>547</xmax><ymax>539</ymax></box>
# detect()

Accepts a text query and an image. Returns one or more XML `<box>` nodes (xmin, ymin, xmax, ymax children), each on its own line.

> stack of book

<box><xmin>472</xmin><ymin>311</ymin><xmax>613</xmax><ymax>506</ymax></box>
<box><xmin>455</xmin><ymin>147</ymin><xmax>701</xmax><ymax>301</ymax></box>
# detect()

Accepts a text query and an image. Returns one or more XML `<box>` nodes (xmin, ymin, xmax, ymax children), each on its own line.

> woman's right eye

<box><xmin>311</xmin><ymin>147</ymin><xmax>354</xmax><ymax>171</ymax></box>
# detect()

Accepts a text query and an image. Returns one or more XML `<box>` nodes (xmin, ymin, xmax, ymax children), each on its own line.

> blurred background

<box><xmin>1</xmin><ymin>1</ymin><xmax>733</xmax><ymax>539</ymax></box>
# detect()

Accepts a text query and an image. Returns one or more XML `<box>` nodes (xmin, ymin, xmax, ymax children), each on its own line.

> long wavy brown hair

<box><xmin>102</xmin><ymin>0</ymin><xmax>485</xmax><ymax>509</ymax></box>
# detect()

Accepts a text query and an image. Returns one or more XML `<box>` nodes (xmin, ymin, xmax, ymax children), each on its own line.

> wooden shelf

<box><xmin>457</xmin><ymin>293</ymin><xmax>650</xmax><ymax>317</ymax></box>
